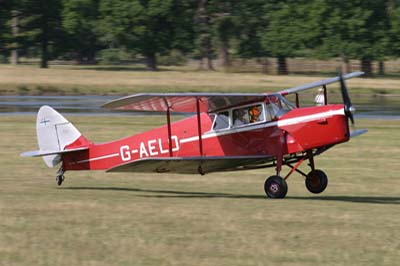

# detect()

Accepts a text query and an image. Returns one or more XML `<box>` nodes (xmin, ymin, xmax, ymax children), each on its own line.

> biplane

<box><xmin>21</xmin><ymin>72</ymin><xmax>367</xmax><ymax>198</ymax></box>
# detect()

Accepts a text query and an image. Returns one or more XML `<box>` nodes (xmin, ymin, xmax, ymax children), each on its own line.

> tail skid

<box><xmin>21</xmin><ymin>105</ymin><xmax>92</xmax><ymax>167</ymax></box>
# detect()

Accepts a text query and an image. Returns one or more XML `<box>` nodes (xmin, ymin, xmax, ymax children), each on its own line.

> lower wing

<box><xmin>106</xmin><ymin>155</ymin><xmax>274</xmax><ymax>175</ymax></box>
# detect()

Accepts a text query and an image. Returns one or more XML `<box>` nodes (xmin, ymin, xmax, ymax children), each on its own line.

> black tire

<box><xmin>56</xmin><ymin>175</ymin><xmax>64</xmax><ymax>186</ymax></box>
<box><xmin>264</xmin><ymin>175</ymin><xmax>288</xmax><ymax>198</ymax></box>
<box><xmin>305</xmin><ymin>169</ymin><xmax>328</xmax><ymax>194</ymax></box>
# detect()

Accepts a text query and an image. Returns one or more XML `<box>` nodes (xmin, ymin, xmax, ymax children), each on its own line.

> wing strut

<box><xmin>323</xmin><ymin>85</ymin><xmax>328</xmax><ymax>105</ymax></box>
<box><xmin>196</xmin><ymin>97</ymin><xmax>204</xmax><ymax>156</ymax></box>
<box><xmin>164</xmin><ymin>98</ymin><xmax>173</xmax><ymax>157</ymax></box>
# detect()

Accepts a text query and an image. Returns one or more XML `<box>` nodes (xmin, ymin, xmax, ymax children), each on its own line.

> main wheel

<box><xmin>264</xmin><ymin>175</ymin><xmax>288</xmax><ymax>198</ymax></box>
<box><xmin>56</xmin><ymin>175</ymin><xmax>64</xmax><ymax>186</ymax></box>
<box><xmin>305</xmin><ymin>169</ymin><xmax>328</xmax><ymax>194</ymax></box>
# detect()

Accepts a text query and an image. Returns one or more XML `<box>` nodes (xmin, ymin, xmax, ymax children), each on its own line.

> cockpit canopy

<box><xmin>211</xmin><ymin>94</ymin><xmax>295</xmax><ymax>131</ymax></box>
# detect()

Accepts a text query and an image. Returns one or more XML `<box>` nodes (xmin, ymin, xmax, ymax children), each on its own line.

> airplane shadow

<box><xmin>286</xmin><ymin>196</ymin><xmax>400</xmax><ymax>205</ymax></box>
<box><xmin>61</xmin><ymin>186</ymin><xmax>400</xmax><ymax>204</ymax></box>
<box><xmin>62</xmin><ymin>186</ymin><xmax>266</xmax><ymax>199</ymax></box>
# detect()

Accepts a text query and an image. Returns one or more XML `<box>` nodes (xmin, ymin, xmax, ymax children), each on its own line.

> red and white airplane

<box><xmin>21</xmin><ymin>72</ymin><xmax>367</xmax><ymax>198</ymax></box>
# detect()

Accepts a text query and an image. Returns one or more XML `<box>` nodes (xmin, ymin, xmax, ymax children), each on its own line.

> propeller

<box><xmin>339</xmin><ymin>71</ymin><xmax>355</xmax><ymax>125</ymax></box>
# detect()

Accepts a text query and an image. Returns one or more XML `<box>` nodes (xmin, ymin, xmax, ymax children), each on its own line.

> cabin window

<box><xmin>212</xmin><ymin>111</ymin><xmax>230</xmax><ymax>130</ymax></box>
<box><xmin>232</xmin><ymin>104</ymin><xmax>265</xmax><ymax>127</ymax></box>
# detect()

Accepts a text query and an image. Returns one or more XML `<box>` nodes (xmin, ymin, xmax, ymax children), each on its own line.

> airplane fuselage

<box><xmin>62</xmin><ymin>104</ymin><xmax>349</xmax><ymax>171</ymax></box>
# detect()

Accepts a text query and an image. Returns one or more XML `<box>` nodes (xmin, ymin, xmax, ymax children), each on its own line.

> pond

<box><xmin>0</xmin><ymin>94</ymin><xmax>399</xmax><ymax>119</ymax></box>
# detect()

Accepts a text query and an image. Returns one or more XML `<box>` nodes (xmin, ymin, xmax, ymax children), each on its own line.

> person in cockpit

<box><xmin>249</xmin><ymin>106</ymin><xmax>261</xmax><ymax>123</ymax></box>
<box><xmin>233</xmin><ymin>109</ymin><xmax>248</xmax><ymax>126</ymax></box>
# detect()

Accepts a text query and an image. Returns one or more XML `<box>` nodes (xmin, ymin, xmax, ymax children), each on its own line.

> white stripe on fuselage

<box><xmin>180</xmin><ymin>108</ymin><xmax>345</xmax><ymax>143</ymax></box>
<box><xmin>77</xmin><ymin>153</ymin><xmax>119</xmax><ymax>163</ymax></box>
<box><xmin>77</xmin><ymin>108</ymin><xmax>344</xmax><ymax>164</ymax></box>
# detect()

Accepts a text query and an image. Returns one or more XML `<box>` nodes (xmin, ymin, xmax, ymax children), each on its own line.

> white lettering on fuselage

<box><xmin>120</xmin><ymin>145</ymin><xmax>131</xmax><ymax>161</ymax></box>
<box><xmin>119</xmin><ymin>136</ymin><xmax>179</xmax><ymax>161</ymax></box>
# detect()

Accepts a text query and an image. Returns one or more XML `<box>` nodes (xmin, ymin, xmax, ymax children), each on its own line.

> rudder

<box><xmin>35</xmin><ymin>105</ymin><xmax>91</xmax><ymax>167</ymax></box>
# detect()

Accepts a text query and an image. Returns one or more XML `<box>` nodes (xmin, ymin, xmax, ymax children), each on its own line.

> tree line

<box><xmin>0</xmin><ymin>0</ymin><xmax>399</xmax><ymax>76</ymax></box>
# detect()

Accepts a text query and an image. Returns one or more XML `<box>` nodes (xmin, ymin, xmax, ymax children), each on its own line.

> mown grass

<box><xmin>1</xmin><ymin>115</ymin><xmax>399</xmax><ymax>266</ymax></box>
<box><xmin>2</xmin><ymin>64</ymin><xmax>400</xmax><ymax>96</ymax></box>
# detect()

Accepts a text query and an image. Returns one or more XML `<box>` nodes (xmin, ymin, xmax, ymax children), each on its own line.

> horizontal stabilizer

<box><xmin>21</xmin><ymin>147</ymin><xmax>89</xmax><ymax>157</ymax></box>
<box><xmin>350</xmin><ymin>129</ymin><xmax>368</xmax><ymax>138</ymax></box>
<box><xmin>106</xmin><ymin>155</ymin><xmax>273</xmax><ymax>174</ymax></box>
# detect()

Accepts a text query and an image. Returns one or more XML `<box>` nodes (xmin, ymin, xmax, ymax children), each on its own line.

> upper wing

<box><xmin>102</xmin><ymin>93</ymin><xmax>268</xmax><ymax>113</ymax></box>
<box><xmin>279</xmin><ymin>71</ymin><xmax>364</xmax><ymax>95</ymax></box>
<box><xmin>106</xmin><ymin>155</ymin><xmax>273</xmax><ymax>174</ymax></box>
<box><xmin>103</xmin><ymin>72</ymin><xmax>364</xmax><ymax>113</ymax></box>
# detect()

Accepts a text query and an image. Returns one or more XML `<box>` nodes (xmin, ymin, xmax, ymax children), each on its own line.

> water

<box><xmin>0</xmin><ymin>94</ymin><xmax>399</xmax><ymax>119</ymax></box>
<box><xmin>0</xmin><ymin>95</ymin><xmax>117</xmax><ymax>115</ymax></box>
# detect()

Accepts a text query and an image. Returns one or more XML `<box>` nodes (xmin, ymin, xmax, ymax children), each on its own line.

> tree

<box><xmin>234</xmin><ymin>0</ymin><xmax>271</xmax><ymax>73</ymax></box>
<box><xmin>386</xmin><ymin>0</ymin><xmax>400</xmax><ymax>73</ymax></box>
<box><xmin>214</xmin><ymin>15</ymin><xmax>236</xmax><ymax>68</ymax></box>
<box><xmin>195</xmin><ymin>0</ymin><xmax>214</xmax><ymax>70</ymax></box>
<box><xmin>62</xmin><ymin>0</ymin><xmax>102</xmax><ymax>63</ymax></box>
<box><xmin>0</xmin><ymin>1</ymin><xmax>12</xmax><ymax>61</ymax></box>
<box><xmin>207</xmin><ymin>0</ymin><xmax>240</xmax><ymax>69</ymax></box>
<box><xmin>10</xmin><ymin>10</ymin><xmax>20</xmax><ymax>64</ymax></box>
<box><xmin>13</xmin><ymin>0</ymin><xmax>65</xmax><ymax>68</ymax></box>
<box><xmin>313</xmin><ymin>0</ymin><xmax>391</xmax><ymax>76</ymax></box>
<box><xmin>98</xmin><ymin>0</ymin><xmax>195</xmax><ymax>71</ymax></box>
<box><xmin>259</xmin><ymin>1</ymin><xmax>314</xmax><ymax>75</ymax></box>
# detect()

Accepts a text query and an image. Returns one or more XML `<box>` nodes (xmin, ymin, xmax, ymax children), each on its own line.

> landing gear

<box><xmin>305</xmin><ymin>169</ymin><xmax>328</xmax><ymax>194</ymax></box>
<box><xmin>56</xmin><ymin>167</ymin><xmax>65</xmax><ymax>186</ymax></box>
<box><xmin>264</xmin><ymin>175</ymin><xmax>288</xmax><ymax>198</ymax></box>
<box><xmin>263</xmin><ymin>150</ymin><xmax>329</xmax><ymax>198</ymax></box>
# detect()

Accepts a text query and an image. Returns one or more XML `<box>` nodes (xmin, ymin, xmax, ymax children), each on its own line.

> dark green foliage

<box><xmin>11</xmin><ymin>0</ymin><xmax>66</xmax><ymax>68</ymax></box>
<box><xmin>259</xmin><ymin>1</ymin><xmax>314</xmax><ymax>74</ymax></box>
<box><xmin>0</xmin><ymin>1</ymin><xmax>12</xmax><ymax>56</ymax></box>
<box><xmin>62</xmin><ymin>0</ymin><xmax>102</xmax><ymax>63</ymax></box>
<box><xmin>311</xmin><ymin>0</ymin><xmax>391</xmax><ymax>75</ymax></box>
<box><xmin>97</xmin><ymin>0</ymin><xmax>195</xmax><ymax>70</ymax></box>
<box><xmin>0</xmin><ymin>0</ymin><xmax>400</xmax><ymax>74</ymax></box>
<box><xmin>233</xmin><ymin>0</ymin><xmax>269</xmax><ymax>59</ymax></box>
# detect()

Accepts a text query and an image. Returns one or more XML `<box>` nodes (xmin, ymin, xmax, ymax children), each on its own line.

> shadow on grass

<box><xmin>287</xmin><ymin>196</ymin><xmax>400</xmax><ymax>205</ymax></box>
<box><xmin>62</xmin><ymin>186</ymin><xmax>266</xmax><ymax>199</ymax></box>
<box><xmin>62</xmin><ymin>186</ymin><xmax>400</xmax><ymax>204</ymax></box>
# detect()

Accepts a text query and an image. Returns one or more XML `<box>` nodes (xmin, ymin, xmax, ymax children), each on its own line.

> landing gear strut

<box><xmin>264</xmin><ymin>131</ymin><xmax>288</xmax><ymax>199</ymax></box>
<box><xmin>56</xmin><ymin>167</ymin><xmax>65</xmax><ymax>186</ymax></box>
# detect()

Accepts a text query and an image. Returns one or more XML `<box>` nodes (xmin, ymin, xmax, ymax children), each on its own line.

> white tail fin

<box><xmin>22</xmin><ymin>105</ymin><xmax>91</xmax><ymax>167</ymax></box>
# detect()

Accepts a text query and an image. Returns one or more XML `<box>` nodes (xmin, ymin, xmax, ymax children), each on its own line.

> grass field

<box><xmin>2</xmin><ymin>64</ymin><xmax>400</xmax><ymax>96</ymax></box>
<box><xmin>1</xmin><ymin>115</ymin><xmax>399</xmax><ymax>266</ymax></box>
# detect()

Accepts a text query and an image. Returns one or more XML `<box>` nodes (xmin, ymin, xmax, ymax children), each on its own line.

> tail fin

<box><xmin>21</xmin><ymin>105</ymin><xmax>92</xmax><ymax>167</ymax></box>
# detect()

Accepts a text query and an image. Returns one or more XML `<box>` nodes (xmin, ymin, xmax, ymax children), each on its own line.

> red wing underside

<box><xmin>106</xmin><ymin>155</ymin><xmax>274</xmax><ymax>174</ymax></box>
<box><xmin>103</xmin><ymin>93</ymin><xmax>267</xmax><ymax>113</ymax></box>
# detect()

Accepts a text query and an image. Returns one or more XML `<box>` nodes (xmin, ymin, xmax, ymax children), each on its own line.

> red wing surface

<box><xmin>103</xmin><ymin>93</ymin><xmax>268</xmax><ymax>113</ymax></box>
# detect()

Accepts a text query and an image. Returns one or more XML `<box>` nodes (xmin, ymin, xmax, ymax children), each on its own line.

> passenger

<box><xmin>249</xmin><ymin>106</ymin><xmax>261</xmax><ymax>123</ymax></box>
<box><xmin>233</xmin><ymin>109</ymin><xmax>248</xmax><ymax>126</ymax></box>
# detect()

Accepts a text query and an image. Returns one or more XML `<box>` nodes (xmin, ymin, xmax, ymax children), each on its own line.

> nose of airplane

<box><xmin>278</xmin><ymin>104</ymin><xmax>350</xmax><ymax>153</ymax></box>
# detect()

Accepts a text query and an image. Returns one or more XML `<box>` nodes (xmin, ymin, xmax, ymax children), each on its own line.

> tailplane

<box><xmin>21</xmin><ymin>105</ymin><xmax>92</xmax><ymax>167</ymax></box>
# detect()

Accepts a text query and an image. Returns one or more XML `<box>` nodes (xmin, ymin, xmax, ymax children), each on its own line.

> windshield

<box><xmin>266</xmin><ymin>94</ymin><xmax>295</xmax><ymax>119</ymax></box>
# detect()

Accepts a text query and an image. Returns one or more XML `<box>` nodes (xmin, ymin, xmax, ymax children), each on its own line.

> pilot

<box><xmin>233</xmin><ymin>109</ymin><xmax>248</xmax><ymax>126</ymax></box>
<box><xmin>249</xmin><ymin>106</ymin><xmax>261</xmax><ymax>123</ymax></box>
